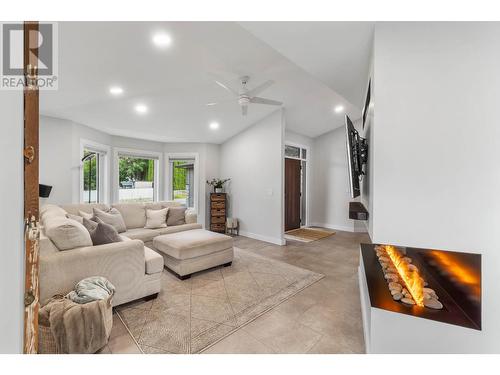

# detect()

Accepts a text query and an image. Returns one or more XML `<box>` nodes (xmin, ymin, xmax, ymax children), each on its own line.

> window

<box><xmin>118</xmin><ymin>154</ymin><xmax>159</xmax><ymax>202</ymax></box>
<box><xmin>169</xmin><ymin>157</ymin><xmax>196</xmax><ymax>208</ymax></box>
<box><xmin>82</xmin><ymin>150</ymin><xmax>100</xmax><ymax>203</ymax></box>
<box><xmin>81</xmin><ymin>141</ymin><xmax>109</xmax><ymax>204</ymax></box>
<box><xmin>285</xmin><ymin>145</ymin><xmax>301</xmax><ymax>158</ymax></box>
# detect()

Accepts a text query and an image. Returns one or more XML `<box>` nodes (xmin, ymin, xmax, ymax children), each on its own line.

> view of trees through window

<box><xmin>119</xmin><ymin>156</ymin><xmax>155</xmax><ymax>202</ymax></box>
<box><xmin>83</xmin><ymin>150</ymin><xmax>99</xmax><ymax>203</ymax></box>
<box><xmin>171</xmin><ymin>159</ymin><xmax>194</xmax><ymax>207</ymax></box>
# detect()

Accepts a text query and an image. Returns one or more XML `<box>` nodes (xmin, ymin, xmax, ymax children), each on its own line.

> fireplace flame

<box><xmin>384</xmin><ymin>245</ymin><xmax>425</xmax><ymax>307</ymax></box>
<box><xmin>428</xmin><ymin>250</ymin><xmax>481</xmax><ymax>298</ymax></box>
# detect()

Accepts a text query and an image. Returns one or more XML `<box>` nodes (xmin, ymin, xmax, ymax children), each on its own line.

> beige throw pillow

<box><xmin>93</xmin><ymin>207</ymin><xmax>127</xmax><ymax>233</ymax></box>
<box><xmin>145</xmin><ymin>208</ymin><xmax>168</xmax><ymax>229</ymax></box>
<box><xmin>45</xmin><ymin>217</ymin><xmax>93</xmax><ymax>251</ymax></box>
<box><xmin>166</xmin><ymin>207</ymin><xmax>187</xmax><ymax>226</ymax></box>
<box><xmin>66</xmin><ymin>213</ymin><xmax>84</xmax><ymax>223</ymax></box>
<box><xmin>78</xmin><ymin>210</ymin><xmax>94</xmax><ymax>221</ymax></box>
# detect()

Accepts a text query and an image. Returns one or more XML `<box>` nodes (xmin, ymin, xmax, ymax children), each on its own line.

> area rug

<box><xmin>284</xmin><ymin>227</ymin><xmax>336</xmax><ymax>242</ymax></box>
<box><xmin>116</xmin><ymin>247</ymin><xmax>324</xmax><ymax>354</ymax></box>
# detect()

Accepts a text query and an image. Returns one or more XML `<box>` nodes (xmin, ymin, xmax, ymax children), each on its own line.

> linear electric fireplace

<box><xmin>358</xmin><ymin>243</ymin><xmax>482</xmax><ymax>353</ymax></box>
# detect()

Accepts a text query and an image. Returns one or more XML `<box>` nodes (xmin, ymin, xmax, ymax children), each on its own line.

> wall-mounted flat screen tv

<box><xmin>345</xmin><ymin>115</ymin><xmax>367</xmax><ymax>198</ymax></box>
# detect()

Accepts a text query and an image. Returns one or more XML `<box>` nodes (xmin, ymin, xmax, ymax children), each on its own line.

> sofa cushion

<box><xmin>40</xmin><ymin>204</ymin><xmax>67</xmax><ymax>224</ymax></box>
<box><xmin>112</xmin><ymin>203</ymin><xmax>146</xmax><ymax>229</ymax></box>
<box><xmin>66</xmin><ymin>213</ymin><xmax>84</xmax><ymax>223</ymax></box>
<box><xmin>93</xmin><ymin>208</ymin><xmax>127</xmax><ymax>233</ymax></box>
<box><xmin>145</xmin><ymin>201</ymin><xmax>182</xmax><ymax>210</ymax></box>
<box><xmin>60</xmin><ymin>203</ymin><xmax>110</xmax><ymax>216</ymax></box>
<box><xmin>45</xmin><ymin>217</ymin><xmax>93</xmax><ymax>251</ymax></box>
<box><xmin>83</xmin><ymin>218</ymin><xmax>123</xmax><ymax>246</ymax></box>
<box><xmin>157</xmin><ymin>223</ymin><xmax>202</xmax><ymax>235</ymax></box>
<box><xmin>153</xmin><ymin>229</ymin><xmax>233</xmax><ymax>260</ymax></box>
<box><xmin>121</xmin><ymin>228</ymin><xmax>159</xmax><ymax>242</ymax></box>
<box><xmin>144</xmin><ymin>247</ymin><xmax>164</xmax><ymax>274</ymax></box>
<box><xmin>185</xmin><ymin>209</ymin><xmax>197</xmax><ymax>224</ymax></box>
<box><xmin>79</xmin><ymin>210</ymin><xmax>94</xmax><ymax>220</ymax></box>
<box><xmin>145</xmin><ymin>208</ymin><xmax>168</xmax><ymax>229</ymax></box>
<box><xmin>166</xmin><ymin>207</ymin><xmax>187</xmax><ymax>226</ymax></box>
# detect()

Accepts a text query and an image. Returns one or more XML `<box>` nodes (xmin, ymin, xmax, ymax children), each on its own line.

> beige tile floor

<box><xmin>100</xmin><ymin>230</ymin><xmax>370</xmax><ymax>354</ymax></box>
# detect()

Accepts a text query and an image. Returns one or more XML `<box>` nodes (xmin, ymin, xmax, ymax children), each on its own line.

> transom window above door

<box><xmin>285</xmin><ymin>144</ymin><xmax>308</xmax><ymax>160</ymax></box>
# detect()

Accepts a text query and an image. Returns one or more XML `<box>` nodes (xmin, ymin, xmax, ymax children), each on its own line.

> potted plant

<box><xmin>206</xmin><ymin>178</ymin><xmax>230</xmax><ymax>193</ymax></box>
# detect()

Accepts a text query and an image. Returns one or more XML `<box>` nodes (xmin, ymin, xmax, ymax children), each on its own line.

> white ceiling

<box><xmin>241</xmin><ymin>22</ymin><xmax>375</xmax><ymax>109</ymax></box>
<box><xmin>41</xmin><ymin>22</ymin><xmax>370</xmax><ymax>143</ymax></box>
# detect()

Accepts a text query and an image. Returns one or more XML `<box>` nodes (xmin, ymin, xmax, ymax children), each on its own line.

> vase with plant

<box><xmin>207</xmin><ymin>178</ymin><xmax>230</xmax><ymax>193</ymax></box>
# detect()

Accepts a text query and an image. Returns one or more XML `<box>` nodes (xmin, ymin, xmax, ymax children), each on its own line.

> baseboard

<box><xmin>310</xmin><ymin>222</ymin><xmax>367</xmax><ymax>233</ymax></box>
<box><xmin>354</xmin><ymin>224</ymin><xmax>369</xmax><ymax>233</ymax></box>
<box><xmin>238</xmin><ymin>230</ymin><xmax>285</xmax><ymax>246</ymax></box>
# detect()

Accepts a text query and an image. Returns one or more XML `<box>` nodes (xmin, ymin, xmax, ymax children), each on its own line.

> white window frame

<box><xmin>79</xmin><ymin>139</ymin><xmax>110</xmax><ymax>204</ymax></box>
<box><xmin>113</xmin><ymin>147</ymin><xmax>162</xmax><ymax>203</ymax></box>
<box><xmin>284</xmin><ymin>141</ymin><xmax>310</xmax><ymax>227</ymax></box>
<box><xmin>165</xmin><ymin>152</ymin><xmax>199</xmax><ymax>213</ymax></box>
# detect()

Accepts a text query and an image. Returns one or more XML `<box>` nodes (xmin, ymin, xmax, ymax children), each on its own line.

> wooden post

<box><xmin>23</xmin><ymin>21</ymin><xmax>40</xmax><ymax>354</ymax></box>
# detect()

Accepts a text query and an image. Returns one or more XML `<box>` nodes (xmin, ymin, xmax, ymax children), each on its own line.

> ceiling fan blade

<box><xmin>246</xmin><ymin>80</ymin><xmax>274</xmax><ymax>97</ymax></box>
<box><xmin>214</xmin><ymin>80</ymin><xmax>239</xmax><ymax>97</ymax></box>
<box><xmin>242</xmin><ymin>105</ymin><xmax>248</xmax><ymax>116</ymax></box>
<box><xmin>250</xmin><ymin>96</ymin><xmax>283</xmax><ymax>106</ymax></box>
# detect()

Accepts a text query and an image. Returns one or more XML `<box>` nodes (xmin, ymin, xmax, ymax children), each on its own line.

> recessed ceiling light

<box><xmin>334</xmin><ymin>105</ymin><xmax>344</xmax><ymax>113</ymax></box>
<box><xmin>109</xmin><ymin>86</ymin><xmax>124</xmax><ymax>95</ymax></box>
<box><xmin>134</xmin><ymin>104</ymin><xmax>148</xmax><ymax>114</ymax></box>
<box><xmin>152</xmin><ymin>32</ymin><xmax>172</xmax><ymax>48</ymax></box>
<box><xmin>209</xmin><ymin>122</ymin><xmax>220</xmax><ymax>130</ymax></box>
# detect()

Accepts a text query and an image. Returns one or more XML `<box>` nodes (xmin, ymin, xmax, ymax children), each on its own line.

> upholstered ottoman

<box><xmin>152</xmin><ymin>229</ymin><xmax>233</xmax><ymax>279</ymax></box>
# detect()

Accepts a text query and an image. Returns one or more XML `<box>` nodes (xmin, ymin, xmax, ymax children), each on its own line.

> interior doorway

<box><xmin>284</xmin><ymin>144</ymin><xmax>308</xmax><ymax>232</ymax></box>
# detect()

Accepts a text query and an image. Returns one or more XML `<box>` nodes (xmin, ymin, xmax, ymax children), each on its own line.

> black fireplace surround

<box><xmin>360</xmin><ymin>243</ymin><xmax>481</xmax><ymax>330</ymax></box>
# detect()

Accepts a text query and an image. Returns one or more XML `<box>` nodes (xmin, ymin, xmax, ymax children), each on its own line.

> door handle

<box><xmin>24</xmin><ymin>146</ymin><xmax>35</xmax><ymax>164</ymax></box>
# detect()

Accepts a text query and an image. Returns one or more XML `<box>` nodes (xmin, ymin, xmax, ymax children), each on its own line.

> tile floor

<box><xmin>100</xmin><ymin>230</ymin><xmax>371</xmax><ymax>354</ymax></box>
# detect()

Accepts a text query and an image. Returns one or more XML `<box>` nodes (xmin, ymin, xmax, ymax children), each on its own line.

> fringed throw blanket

<box><xmin>39</xmin><ymin>295</ymin><xmax>113</xmax><ymax>354</ymax></box>
<box><xmin>39</xmin><ymin>276</ymin><xmax>115</xmax><ymax>354</ymax></box>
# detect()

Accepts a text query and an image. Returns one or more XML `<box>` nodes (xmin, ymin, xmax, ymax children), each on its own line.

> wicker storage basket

<box><xmin>38</xmin><ymin>294</ymin><xmax>113</xmax><ymax>354</ymax></box>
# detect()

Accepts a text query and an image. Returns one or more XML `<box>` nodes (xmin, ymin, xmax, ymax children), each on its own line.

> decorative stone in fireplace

<box><xmin>358</xmin><ymin>243</ymin><xmax>481</xmax><ymax>353</ymax></box>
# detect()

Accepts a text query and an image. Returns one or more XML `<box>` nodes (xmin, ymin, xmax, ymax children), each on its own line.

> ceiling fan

<box><xmin>207</xmin><ymin>75</ymin><xmax>283</xmax><ymax>116</ymax></box>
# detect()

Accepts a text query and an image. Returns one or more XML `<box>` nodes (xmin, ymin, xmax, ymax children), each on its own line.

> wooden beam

<box><xmin>23</xmin><ymin>21</ymin><xmax>40</xmax><ymax>355</ymax></box>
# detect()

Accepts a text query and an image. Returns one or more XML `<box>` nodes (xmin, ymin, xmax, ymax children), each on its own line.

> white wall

<box><xmin>310</xmin><ymin>121</ymin><xmax>366</xmax><ymax>232</ymax></box>
<box><xmin>39</xmin><ymin>116</ymin><xmax>112</xmax><ymax>204</ymax></box>
<box><xmin>285</xmin><ymin>129</ymin><xmax>314</xmax><ymax>150</ymax></box>
<box><xmin>39</xmin><ymin>116</ymin><xmax>74</xmax><ymax>204</ymax></box>
<box><xmin>0</xmin><ymin>87</ymin><xmax>24</xmax><ymax>354</ymax></box>
<box><xmin>372</xmin><ymin>22</ymin><xmax>500</xmax><ymax>352</ymax></box>
<box><xmin>360</xmin><ymin>50</ymin><xmax>374</xmax><ymax>238</ymax></box>
<box><xmin>220</xmin><ymin>110</ymin><xmax>285</xmax><ymax>245</ymax></box>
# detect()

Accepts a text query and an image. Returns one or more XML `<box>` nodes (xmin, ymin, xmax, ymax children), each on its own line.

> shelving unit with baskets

<box><xmin>210</xmin><ymin>193</ymin><xmax>227</xmax><ymax>233</ymax></box>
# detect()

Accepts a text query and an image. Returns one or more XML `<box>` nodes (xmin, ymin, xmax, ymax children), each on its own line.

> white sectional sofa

<box><xmin>39</xmin><ymin>201</ymin><xmax>201</xmax><ymax>306</ymax></box>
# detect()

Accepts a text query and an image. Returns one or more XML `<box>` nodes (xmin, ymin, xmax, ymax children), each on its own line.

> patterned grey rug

<box><xmin>116</xmin><ymin>247</ymin><xmax>324</xmax><ymax>354</ymax></box>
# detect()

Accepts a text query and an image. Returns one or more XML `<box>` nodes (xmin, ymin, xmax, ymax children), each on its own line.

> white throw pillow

<box><xmin>45</xmin><ymin>217</ymin><xmax>93</xmax><ymax>251</ymax></box>
<box><xmin>144</xmin><ymin>208</ymin><xmax>168</xmax><ymax>229</ymax></box>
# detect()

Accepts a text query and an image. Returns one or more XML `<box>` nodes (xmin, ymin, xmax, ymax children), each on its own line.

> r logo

<box><xmin>2</xmin><ymin>23</ymin><xmax>54</xmax><ymax>76</ymax></box>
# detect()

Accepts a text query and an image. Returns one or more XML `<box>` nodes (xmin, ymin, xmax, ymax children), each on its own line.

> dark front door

<box><xmin>285</xmin><ymin>158</ymin><xmax>301</xmax><ymax>231</ymax></box>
